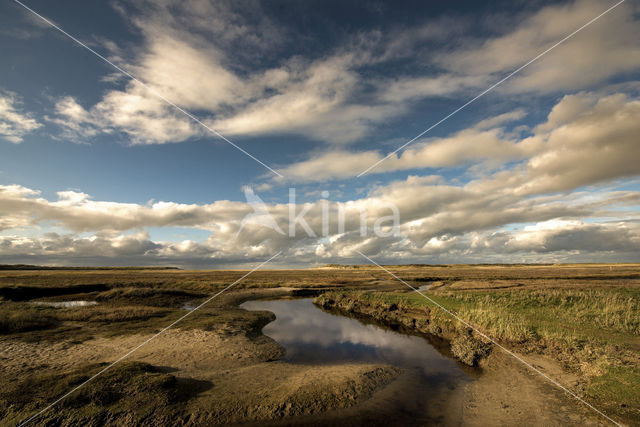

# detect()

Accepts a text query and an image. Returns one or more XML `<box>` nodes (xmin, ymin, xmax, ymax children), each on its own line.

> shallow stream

<box><xmin>241</xmin><ymin>297</ymin><xmax>473</xmax><ymax>422</ymax></box>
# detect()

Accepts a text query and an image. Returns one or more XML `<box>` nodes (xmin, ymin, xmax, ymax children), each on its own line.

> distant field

<box><xmin>0</xmin><ymin>264</ymin><xmax>182</xmax><ymax>270</ymax></box>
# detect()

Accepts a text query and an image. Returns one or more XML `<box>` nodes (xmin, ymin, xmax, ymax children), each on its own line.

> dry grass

<box><xmin>324</xmin><ymin>283</ymin><xmax>640</xmax><ymax>420</ymax></box>
<box><xmin>53</xmin><ymin>305</ymin><xmax>172</xmax><ymax>323</ymax></box>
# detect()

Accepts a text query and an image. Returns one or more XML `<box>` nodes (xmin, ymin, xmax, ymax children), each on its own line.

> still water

<box><xmin>31</xmin><ymin>300</ymin><xmax>97</xmax><ymax>308</ymax></box>
<box><xmin>241</xmin><ymin>298</ymin><xmax>469</xmax><ymax>382</ymax></box>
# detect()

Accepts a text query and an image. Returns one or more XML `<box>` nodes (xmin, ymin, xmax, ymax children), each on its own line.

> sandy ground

<box><xmin>0</xmin><ymin>289</ymin><xmax>401</xmax><ymax>425</ymax></box>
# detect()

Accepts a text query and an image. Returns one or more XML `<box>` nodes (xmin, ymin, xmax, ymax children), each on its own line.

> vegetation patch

<box><xmin>450</xmin><ymin>331</ymin><xmax>492</xmax><ymax>366</ymax></box>
<box><xmin>53</xmin><ymin>305</ymin><xmax>172</xmax><ymax>323</ymax></box>
<box><xmin>0</xmin><ymin>284</ymin><xmax>109</xmax><ymax>301</ymax></box>
<box><xmin>587</xmin><ymin>365</ymin><xmax>640</xmax><ymax>419</ymax></box>
<box><xmin>96</xmin><ymin>287</ymin><xmax>206</xmax><ymax>307</ymax></box>
<box><xmin>316</xmin><ymin>286</ymin><xmax>640</xmax><ymax>422</ymax></box>
<box><xmin>0</xmin><ymin>307</ymin><xmax>57</xmax><ymax>334</ymax></box>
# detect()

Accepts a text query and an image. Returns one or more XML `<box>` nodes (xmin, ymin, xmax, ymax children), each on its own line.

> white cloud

<box><xmin>49</xmin><ymin>1</ymin><xmax>392</xmax><ymax>145</ymax></box>
<box><xmin>273</xmin><ymin>124</ymin><xmax>526</xmax><ymax>183</ymax></box>
<box><xmin>50</xmin><ymin>88</ymin><xmax>202</xmax><ymax>145</ymax></box>
<box><xmin>377</xmin><ymin>74</ymin><xmax>488</xmax><ymax>103</ymax></box>
<box><xmin>501</xmin><ymin>219</ymin><xmax>640</xmax><ymax>254</ymax></box>
<box><xmin>46</xmin><ymin>0</ymin><xmax>640</xmax><ymax>148</ymax></box>
<box><xmin>2</xmin><ymin>217</ymin><xmax>638</xmax><ymax>267</ymax></box>
<box><xmin>437</xmin><ymin>0</ymin><xmax>640</xmax><ymax>94</ymax></box>
<box><xmin>0</xmin><ymin>92</ymin><xmax>41</xmax><ymax>143</ymax></box>
<box><xmin>270</xmin><ymin>91</ymin><xmax>640</xmax><ymax>186</ymax></box>
<box><xmin>510</xmin><ymin>92</ymin><xmax>640</xmax><ymax>194</ymax></box>
<box><xmin>1</xmin><ymin>171</ymin><xmax>638</xmax><ymax>266</ymax></box>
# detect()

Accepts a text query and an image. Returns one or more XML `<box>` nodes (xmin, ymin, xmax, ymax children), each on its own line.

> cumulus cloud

<box><xmin>502</xmin><ymin>220</ymin><xmax>640</xmax><ymax>253</ymax></box>
<box><xmin>0</xmin><ymin>92</ymin><xmax>41</xmax><ymax>143</ymax></box>
<box><xmin>1</xmin><ymin>172</ymin><xmax>638</xmax><ymax>266</ymax></box>
<box><xmin>5</xmin><ymin>0</ymin><xmax>640</xmax><ymax>266</ymax></box>
<box><xmin>1</xmin><ymin>218</ymin><xmax>638</xmax><ymax>267</ymax></box>
<box><xmin>0</xmin><ymin>184</ymin><xmax>253</xmax><ymax>233</ymax></box>
<box><xmin>436</xmin><ymin>0</ymin><xmax>640</xmax><ymax>93</ymax></box>
<box><xmin>271</xmin><ymin>91</ymin><xmax>640</xmax><ymax>185</ymax></box>
<box><xmin>275</xmin><ymin>126</ymin><xmax>524</xmax><ymax>182</ymax></box>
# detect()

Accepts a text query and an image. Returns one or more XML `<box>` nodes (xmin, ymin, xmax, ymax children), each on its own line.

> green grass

<box><xmin>357</xmin><ymin>287</ymin><xmax>640</xmax><ymax>346</ymax></box>
<box><xmin>587</xmin><ymin>365</ymin><xmax>640</xmax><ymax>415</ymax></box>
<box><xmin>325</xmin><ymin>286</ymin><xmax>640</xmax><ymax>420</ymax></box>
<box><xmin>588</xmin><ymin>365</ymin><xmax>640</xmax><ymax>403</ymax></box>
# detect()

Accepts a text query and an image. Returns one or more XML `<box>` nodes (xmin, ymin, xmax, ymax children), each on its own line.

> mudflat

<box><xmin>0</xmin><ymin>264</ymin><xmax>638</xmax><ymax>425</ymax></box>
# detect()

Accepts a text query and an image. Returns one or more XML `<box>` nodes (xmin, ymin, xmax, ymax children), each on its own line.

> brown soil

<box><xmin>0</xmin><ymin>288</ymin><xmax>401</xmax><ymax>426</ymax></box>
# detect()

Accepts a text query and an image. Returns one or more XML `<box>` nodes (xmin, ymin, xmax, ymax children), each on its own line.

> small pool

<box><xmin>31</xmin><ymin>301</ymin><xmax>97</xmax><ymax>308</ymax></box>
<box><xmin>241</xmin><ymin>297</ymin><xmax>469</xmax><ymax>383</ymax></box>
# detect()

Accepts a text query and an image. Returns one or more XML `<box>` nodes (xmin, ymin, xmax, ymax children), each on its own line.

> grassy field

<box><xmin>315</xmin><ymin>270</ymin><xmax>640</xmax><ymax>423</ymax></box>
<box><xmin>0</xmin><ymin>264</ymin><xmax>638</xmax><ymax>424</ymax></box>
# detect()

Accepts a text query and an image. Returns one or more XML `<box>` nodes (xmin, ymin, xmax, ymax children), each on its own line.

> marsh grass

<box><xmin>53</xmin><ymin>305</ymin><xmax>173</xmax><ymax>323</ymax></box>
<box><xmin>0</xmin><ymin>307</ymin><xmax>57</xmax><ymax>334</ymax></box>
<box><xmin>342</xmin><ymin>287</ymin><xmax>640</xmax><ymax>419</ymax></box>
<box><xmin>358</xmin><ymin>287</ymin><xmax>640</xmax><ymax>344</ymax></box>
<box><xmin>95</xmin><ymin>287</ymin><xmax>205</xmax><ymax>307</ymax></box>
<box><xmin>0</xmin><ymin>301</ymin><xmax>182</xmax><ymax>343</ymax></box>
<box><xmin>587</xmin><ymin>366</ymin><xmax>640</xmax><ymax>412</ymax></box>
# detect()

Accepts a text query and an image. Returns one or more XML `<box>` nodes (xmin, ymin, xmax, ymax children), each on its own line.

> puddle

<box><xmin>31</xmin><ymin>301</ymin><xmax>98</xmax><ymax>308</ymax></box>
<box><xmin>181</xmin><ymin>301</ymin><xmax>198</xmax><ymax>311</ymax></box>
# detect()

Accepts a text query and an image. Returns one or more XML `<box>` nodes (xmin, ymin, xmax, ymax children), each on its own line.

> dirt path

<box><xmin>445</xmin><ymin>350</ymin><xmax>607</xmax><ymax>426</ymax></box>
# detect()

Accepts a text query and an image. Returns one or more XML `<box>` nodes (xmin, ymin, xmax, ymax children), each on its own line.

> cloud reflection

<box><xmin>241</xmin><ymin>298</ymin><xmax>465</xmax><ymax>378</ymax></box>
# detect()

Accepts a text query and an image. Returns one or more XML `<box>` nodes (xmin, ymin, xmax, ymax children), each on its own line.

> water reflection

<box><xmin>31</xmin><ymin>300</ymin><xmax>97</xmax><ymax>308</ymax></box>
<box><xmin>241</xmin><ymin>298</ymin><xmax>466</xmax><ymax>379</ymax></box>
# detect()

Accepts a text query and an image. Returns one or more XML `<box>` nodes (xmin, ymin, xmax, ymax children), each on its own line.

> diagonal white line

<box><xmin>18</xmin><ymin>251</ymin><xmax>282</xmax><ymax>426</ymax></box>
<box><xmin>12</xmin><ymin>0</ymin><xmax>283</xmax><ymax>178</ymax></box>
<box><xmin>355</xmin><ymin>250</ymin><xmax>622</xmax><ymax>426</ymax></box>
<box><xmin>357</xmin><ymin>0</ymin><xmax>626</xmax><ymax>177</ymax></box>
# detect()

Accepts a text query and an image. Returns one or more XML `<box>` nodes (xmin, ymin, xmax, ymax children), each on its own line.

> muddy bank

<box><xmin>313</xmin><ymin>292</ymin><xmax>492</xmax><ymax>367</ymax></box>
<box><xmin>0</xmin><ymin>286</ymin><xmax>618</xmax><ymax>425</ymax></box>
<box><xmin>0</xmin><ymin>287</ymin><xmax>401</xmax><ymax>426</ymax></box>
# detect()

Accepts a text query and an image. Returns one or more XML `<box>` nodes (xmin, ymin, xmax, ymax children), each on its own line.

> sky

<box><xmin>0</xmin><ymin>0</ymin><xmax>639</xmax><ymax>268</ymax></box>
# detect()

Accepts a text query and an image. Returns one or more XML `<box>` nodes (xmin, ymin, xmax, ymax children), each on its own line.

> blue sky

<box><xmin>1</xmin><ymin>0</ymin><xmax>639</xmax><ymax>267</ymax></box>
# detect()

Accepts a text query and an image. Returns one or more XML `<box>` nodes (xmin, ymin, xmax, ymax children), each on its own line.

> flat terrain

<box><xmin>0</xmin><ymin>264</ymin><xmax>638</xmax><ymax>425</ymax></box>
